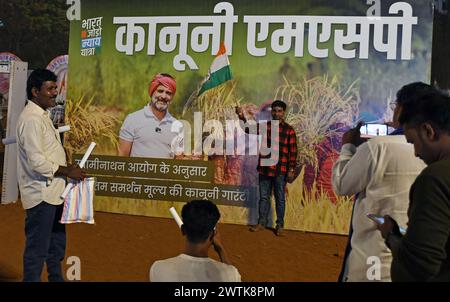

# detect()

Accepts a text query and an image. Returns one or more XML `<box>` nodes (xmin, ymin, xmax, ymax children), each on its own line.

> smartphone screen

<box><xmin>367</xmin><ymin>214</ymin><xmax>407</xmax><ymax>235</ymax></box>
<box><xmin>360</xmin><ymin>123</ymin><xmax>388</xmax><ymax>137</ymax></box>
<box><xmin>367</xmin><ymin>214</ymin><xmax>385</xmax><ymax>224</ymax></box>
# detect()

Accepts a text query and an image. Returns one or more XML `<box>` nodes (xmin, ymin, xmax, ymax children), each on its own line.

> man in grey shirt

<box><xmin>118</xmin><ymin>73</ymin><xmax>183</xmax><ymax>158</ymax></box>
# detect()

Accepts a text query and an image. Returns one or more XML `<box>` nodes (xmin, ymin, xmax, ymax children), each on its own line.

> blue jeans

<box><xmin>23</xmin><ymin>202</ymin><xmax>66</xmax><ymax>282</ymax></box>
<box><xmin>258</xmin><ymin>174</ymin><xmax>287</xmax><ymax>228</ymax></box>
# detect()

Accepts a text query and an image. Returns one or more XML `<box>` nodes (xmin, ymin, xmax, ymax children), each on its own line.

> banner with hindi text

<box><xmin>67</xmin><ymin>0</ymin><xmax>433</xmax><ymax>234</ymax></box>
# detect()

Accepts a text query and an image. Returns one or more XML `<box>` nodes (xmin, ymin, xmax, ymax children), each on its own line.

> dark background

<box><xmin>0</xmin><ymin>0</ymin><xmax>69</xmax><ymax>69</ymax></box>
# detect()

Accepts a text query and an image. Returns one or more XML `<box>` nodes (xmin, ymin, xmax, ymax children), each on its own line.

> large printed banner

<box><xmin>67</xmin><ymin>0</ymin><xmax>433</xmax><ymax>234</ymax></box>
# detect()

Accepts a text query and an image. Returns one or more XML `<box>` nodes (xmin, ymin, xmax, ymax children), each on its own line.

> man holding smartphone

<box><xmin>332</xmin><ymin>83</ymin><xmax>432</xmax><ymax>282</ymax></box>
<box><xmin>150</xmin><ymin>200</ymin><xmax>241</xmax><ymax>282</ymax></box>
<box><xmin>377</xmin><ymin>88</ymin><xmax>450</xmax><ymax>281</ymax></box>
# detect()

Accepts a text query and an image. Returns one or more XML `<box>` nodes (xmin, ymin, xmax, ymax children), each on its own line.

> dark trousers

<box><xmin>23</xmin><ymin>202</ymin><xmax>66</xmax><ymax>282</ymax></box>
<box><xmin>258</xmin><ymin>174</ymin><xmax>287</xmax><ymax>228</ymax></box>
<box><xmin>338</xmin><ymin>196</ymin><xmax>357</xmax><ymax>282</ymax></box>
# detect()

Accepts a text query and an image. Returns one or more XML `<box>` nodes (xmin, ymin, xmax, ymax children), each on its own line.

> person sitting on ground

<box><xmin>150</xmin><ymin>200</ymin><xmax>241</xmax><ymax>282</ymax></box>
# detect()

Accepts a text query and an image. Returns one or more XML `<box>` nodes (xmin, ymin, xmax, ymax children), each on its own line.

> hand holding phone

<box><xmin>342</xmin><ymin>121</ymin><xmax>366</xmax><ymax>146</ymax></box>
<box><xmin>367</xmin><ymin>213</ymin><xmax>407</xmax><ymax>235</ymax></box>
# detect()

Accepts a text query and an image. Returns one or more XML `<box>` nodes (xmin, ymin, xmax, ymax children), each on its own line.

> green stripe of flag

<box><xmin>198</xmin><ymin>65</ymin><xmax>232</xmax><ymax>96</ymax></box>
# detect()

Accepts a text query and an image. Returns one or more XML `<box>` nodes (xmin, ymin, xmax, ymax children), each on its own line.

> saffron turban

<box><xmin>148</xmin><ymin>74</ymin><xmax>177</xmax><ymax>97</ymax></box>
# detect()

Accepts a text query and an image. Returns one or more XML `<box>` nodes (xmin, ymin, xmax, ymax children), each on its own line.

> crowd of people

<box><xmin>14</xmin><ymin>68</ymin><xmax>450</xmax><ymax>282</ymax></box>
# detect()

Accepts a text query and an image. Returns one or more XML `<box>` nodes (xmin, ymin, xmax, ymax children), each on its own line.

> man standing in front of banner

<box><xmin>236</xmin><ymin>100</ymin><xmax>298</xmax><ymax>236</ymax></box>
<box><xmin>17</xmin><ymin>69</ymin><xmax>86</xmax><ymax>281</ymax></box>
<box><xmin>118</xmin><ymin>73</ymin><xmax>184</xmax><ymax>158</ymax></box>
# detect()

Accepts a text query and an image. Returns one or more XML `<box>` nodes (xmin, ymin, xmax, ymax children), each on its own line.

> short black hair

<box><xmin>396</xmin><ymin>82</ymin><xmax>434</xmax><ymax>106</ymax></box>
<box><xmin>271</xmin><ymin>100</ymin><xmax>286</xmax><ymax>111</ymax></box>
<box><xmin>26</xmin><ymin>69</ymin><xmax>57</xmax><ymax>100</ymax></box>
<box><xmin>399</xmin><ymin>89</ymin><xmax>450</xmax><ymax>134</ymax></box>
<box><xmin>181</xmin><ymin>200</ymin><xmax>220</xmax><ymax>244</ymax></box>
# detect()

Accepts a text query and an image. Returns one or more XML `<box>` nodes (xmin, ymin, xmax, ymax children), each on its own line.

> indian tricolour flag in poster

<box><xmin>198</xmin><ymin>42</ymin><xmax>232</xmax><ymax>96</ymax></box>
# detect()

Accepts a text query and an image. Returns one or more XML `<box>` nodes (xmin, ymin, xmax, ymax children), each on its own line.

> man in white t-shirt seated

<box><xmin>150</xmin><ymin>200</ymin><xmax>241</xmax><ymax>282</ymax></box>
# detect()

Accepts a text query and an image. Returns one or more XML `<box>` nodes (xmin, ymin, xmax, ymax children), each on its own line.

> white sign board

<box><xmin>1</xmin><ymin>61</ymin><xmax>28</xmax><ymax>204</ymax></box>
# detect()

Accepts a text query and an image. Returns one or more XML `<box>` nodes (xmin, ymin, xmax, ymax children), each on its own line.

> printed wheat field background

<box><xmin>65</xmin><ymin>76</ymin><xmax>355</xmax><ymax>235</ymax></box>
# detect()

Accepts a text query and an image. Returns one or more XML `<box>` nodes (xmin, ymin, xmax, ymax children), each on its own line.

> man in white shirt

<box><xmin>17</xmin><ymin>69</ymin><xmax>86</xmax><ymax>282</ymax></box>
<box><xmin>150</xmin><ymin>200</ymin><xmax>241</xmax><ymax>282</ymax></box>
<box><xmin>118</xmin><ymin>73</ymin><xmax>183</xmax><ymax>158</ymax></box>
<box><xmin>332</xmin><ymin>82</ymin><xmax>433</xmax><ymax>282</ymax></box>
